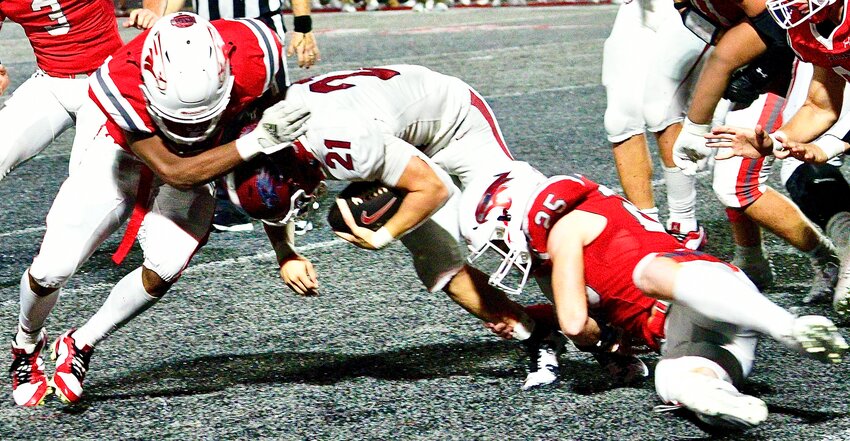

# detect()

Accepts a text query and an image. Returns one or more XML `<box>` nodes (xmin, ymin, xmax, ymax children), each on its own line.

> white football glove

<box><xmin>672</xmin><ymin>118</ymin><xmax>714</xmax><ymax>176</ymax></box>
<box><xmin>236</xmin><ymin>101</ymin><xmax>311</xmax><ymax>160</ymax></box>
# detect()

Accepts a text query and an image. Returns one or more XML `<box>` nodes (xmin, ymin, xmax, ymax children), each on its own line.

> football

<box><xmin>327</xmin><ymin>181</ymin><xmax>406</xmax><ymax>234</ymax></box>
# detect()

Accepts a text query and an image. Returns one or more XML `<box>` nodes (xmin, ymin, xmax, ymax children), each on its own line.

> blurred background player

<box><xmin>460</xmin><ymin>161</ymin><xmax>847</xmax><ymax>430</ymax></box>
<box><xmin>9</xmin><ymin>13</ymin><xmax>309</xmax><ymax>406</ymax></box>
<box><xmin>143</xmin><ymin>0</ymin><xmax>320</xmax><ymax>233</ymax></box>
<box><xmin>671</xmin><ymin>0</ymin><xmax>843</xmax><ymax>303</ymax></box>
<box><xmin>602</xmin><ymin>0</ymin><xmax>709</xmax><ymax>250</ymax></box>
<box><xmin>0</xmin><ymin>0</ymin><xmax>159</xmax><ymax>187</ymax></box>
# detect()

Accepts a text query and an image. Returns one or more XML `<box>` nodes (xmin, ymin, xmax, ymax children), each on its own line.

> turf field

<box><xmin>2</xmin><ymin>6</ymin><xmax>850</xmax><ymax>440</ymax></box>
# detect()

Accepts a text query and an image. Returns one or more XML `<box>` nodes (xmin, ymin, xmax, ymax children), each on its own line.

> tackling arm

<box><xmin>128</xmin><ymin>133</ymin><xmax>245</xmax><ymax>190</ymax></box>
<box><xmin>547</xmin><ymin>211</ymin><xmax>601</xmax><ymax>344</ymax></box>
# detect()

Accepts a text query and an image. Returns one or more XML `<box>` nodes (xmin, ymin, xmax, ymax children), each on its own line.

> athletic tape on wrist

<box><xmin>815</xmin><ymin>135</ymin><xmax>846</xmax><ymax>159</ymax></box>
<box><xmin>372</xmin><ymin>227</ymin><xmax>393</xmax><ymax>249</ymax></box>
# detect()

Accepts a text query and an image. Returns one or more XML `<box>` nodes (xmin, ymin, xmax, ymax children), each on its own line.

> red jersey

<box><xmin>524</xmin><ymin>175</ymin><xmax>682</xmax><ymax>349</ymax></box>
<box><xmin>88</xmin><ymin>18</ymin><xmax>283</xmax><ymax>150</ymax></box>
<box><xmin>0</xmin><ymin>0</ymin><xmax>122</xmax><ymax>76</ymax></box>
<box><xmin>688</xmin><ymin>0</ymin><xmax>745</xmax><ymax>30</ymax></box>
<box><xmin>787</xmin><ymin>11</ymin><xmax>850</xmax><ymax>81</ymax></box>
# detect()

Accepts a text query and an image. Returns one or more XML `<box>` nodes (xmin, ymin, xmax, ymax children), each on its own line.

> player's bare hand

<box><xmin>287</xmin><ymin>32</ymin><xmax>321</xmax><ymax>69</ymax></box>
<box><xmin>0</xmin><ymin>65</ymin><xmax>9</xmax><ymax>96</ymax></box>
<box><xmin>704</xmin><ymin>124</ymin><xmax>774</xmax><ymax>159</ymax></box>
<box><xmin>783</xmin><ymin>140</ymin><xmax>830</xmax><ymax>163</ymax></box>
<box><xmin>333</xmin><ymin>199</ymin><xmax>393</xmax><ymax>250</ymax></box>
<box><xmin>280</xmin><ymin>255</ymin><xmax>319</xmax><ymax>296</ymax></box>
<box><xmin>484</xmin><ymin>322</ymin><xmax>515</xmax><ymax>340</ymax></box>
<box><xmin>123</xmin><ymin>8</ymin><xmax>161</xmax><ymax>30</ymax></box>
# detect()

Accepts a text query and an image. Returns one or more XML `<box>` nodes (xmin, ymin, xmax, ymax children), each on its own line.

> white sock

<box><xmin>640</xmin><ymin>207</ymin><xmax>660</xmax><ymax>223</ymax></box>
<box><xmin>673</xmin><ymin>263</ymin><xmax>795</xmax><ymax>342</ymax></box>
<box><xmin>17</xmin><ymin>269</ymin><xmax>59</xmax><ymax>346</ymax></box>
<box><xmin>663</xmin><ymin>166</ymin><xmax>697</xmax><ymax>232</ymax></box>
<box><xmin>74</xmin><ymin>267</ymin><xmax>159</xmax><ymax>348</ymax></box>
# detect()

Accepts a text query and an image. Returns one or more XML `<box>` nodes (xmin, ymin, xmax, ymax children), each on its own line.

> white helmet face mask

<box><xmin>460</xmin><ymin>162</ymin><xmax>547</xmax><ymax>296</ymax></box>
<box><xmin>140</xmin><ymin>13</ymin><xmax>235</xmax><ymax>149</ymax></box>
<box><xmin>767</xmin><ymin>0</ymin><xmax>837</xmax><ymax>29</ymax></box>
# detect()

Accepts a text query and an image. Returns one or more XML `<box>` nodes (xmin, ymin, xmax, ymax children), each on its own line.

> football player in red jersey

<box><xmin>9</xmin><ymin>13</ymin><xmax>309</xmax><ymax>406</ymax></box>
<box><xmin>0</xmin><ymin>0</ymin><xmax>160</xmax><ymax>184</ymax></box>
<box><xmin>672</xmin><ymin>0</ymin><xmax>843</xmax><ymax>305</ymax></box>
<box><xmin>704</xmin><ymin>0</ymin><xmax>850</xmax><ymax>319</ymax></box>
<box><xmin>460</xmin><ymin>161</ymin><xmax>847</xmax><ymax>430</ymax></box>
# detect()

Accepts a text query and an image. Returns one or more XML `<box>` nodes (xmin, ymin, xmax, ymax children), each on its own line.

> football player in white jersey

<box><xmin>603</xmin><ymin>0</ymin><xmax>709</xmax><ymax>249</ymax></box>
<box><xmin>264</xmin><ymin>65</ymin><xmax>568</xmax><ymax>390</ymax></box>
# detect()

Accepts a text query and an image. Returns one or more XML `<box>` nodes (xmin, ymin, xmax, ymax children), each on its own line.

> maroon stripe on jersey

<box><xmin>469</xmin><ymin>89</ymin><xmax>513</xmax><ymax>160</ymax></box>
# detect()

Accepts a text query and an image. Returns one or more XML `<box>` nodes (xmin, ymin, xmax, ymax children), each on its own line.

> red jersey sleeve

<box><xmin>524</xmin><ymin>174</ymin><xmax>599</xmax><ymax>257</ymax></box>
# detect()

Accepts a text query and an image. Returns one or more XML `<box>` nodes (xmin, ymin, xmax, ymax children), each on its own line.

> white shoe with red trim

<box><xmin>667</xmin><ymin>222</ymin><xmax>707</xmax><ymax>251</ymax></box>
<box><xmin>50</xmin><ymin>329</ymin><xmax>94</xmax><ymax>404</ymax></box>
<box><xmin>10</xmin><ymin>330</ymin><xmax>50</xmax><ymax>407</ymax></box>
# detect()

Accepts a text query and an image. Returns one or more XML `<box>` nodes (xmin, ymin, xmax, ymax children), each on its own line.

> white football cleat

<box><xmin>673</xmin><ymin>373</ymin><xmax>768</xmax><ymax>430</ymax></box>
<box><xmin>521</xmin><ymin>336</ymin><xmax>563</xmax><ymax>391</ymax></box>
<box><xmin>10</xmin><ymin>330</ymin><xmax>51</xmax><ymax>407</ymax></box>
<box><xmin>791</xmin><ymin>315</ymin><xmax>848</xmax><ymax>364</ymax></box>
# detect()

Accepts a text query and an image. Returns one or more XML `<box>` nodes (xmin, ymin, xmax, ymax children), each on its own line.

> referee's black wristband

<box><xmin>293</xmin><ymin>15</ymin><xmax>312</xmax><ymax>33</ymax></box>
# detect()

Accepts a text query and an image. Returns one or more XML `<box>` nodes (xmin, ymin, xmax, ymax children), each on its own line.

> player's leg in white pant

<box><xmin>73</xmin><ymin>181</ymin><xmax>216</xmax><ymax>347</ymax></box>
<box><xmin>656</xmin><ymin>303</ymin><xmax>765</xmax><ymax>429</ymax></box>
<box><xmin>603</xmin><ymin>5</ymin><xmax>655</xmax><ymax>212</ymax></box>
<box><xmin>24</xmin><ymin>135</ymin><xmax>142</xmax><ymax>334</ymax></box>
<box><xmin>0</xmin><ymin>73</ymin><xmax>85</xmax><ymax>182</ymax></box>
<box><xmin>644</xmin><ymin>12</ymin><xmax>709</xmax><ymax>239</ymax></box>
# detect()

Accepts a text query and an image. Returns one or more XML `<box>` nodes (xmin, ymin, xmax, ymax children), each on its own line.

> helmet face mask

<box><xmin>140</xmin><ymin>13</ymin><xmax>234</xmax><ymax>151</ymax></box>
<box><xmin>767</xmin><ymin>0</ymin><xmax>837</xmax><ymax>29</ymax></box>
<box><xmin>466</xmin><ymin>223</ymin><xmax>533</xmax><ymax>296</ymax></box>
<box><xmin>460</xmin><ymin>162</ymin><xmax>546</xmax><ymax>296</ymax></box>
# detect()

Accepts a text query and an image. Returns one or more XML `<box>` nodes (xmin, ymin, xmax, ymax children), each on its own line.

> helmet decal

<box><xmin>170</xmin><ymin>13</ymin><xmax>197</xmax><ymax>28</ymax></box>
<box><xmin>475</xmin><ymin>172</ymin><xmax>512</xmax><ymax>224</ymax></box>
<box><xmin>256</xmin><ymin>170</ymin><xmax>281</xmax><ymax>210</ymax></box>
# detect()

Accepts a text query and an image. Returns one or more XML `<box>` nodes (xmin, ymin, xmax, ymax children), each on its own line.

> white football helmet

<box><xmin>767</xmin><ymin>0</ymin><xmax>837</xmax><ymax>29</ymax></box>
<box><xmin>459</xmin><ymin>161</ymin><xmax>547</xmax><ymax>295</ymax></box>
<box><xmin>140</xmin><ymin>13</ymin><xmax>235</xmax><ymax>149</ymax></box>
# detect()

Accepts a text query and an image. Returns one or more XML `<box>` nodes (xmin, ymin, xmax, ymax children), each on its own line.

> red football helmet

<box><xmin>224</xmin><ymin>138</ymin><xmax>326</xmax><ymax>225</ymax></box>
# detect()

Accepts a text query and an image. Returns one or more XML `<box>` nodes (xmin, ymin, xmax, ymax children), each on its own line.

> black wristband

<box><xmin>293</xmin><ymin>15</ymin><xmax>312</xmax><ymax>33</ymax></box>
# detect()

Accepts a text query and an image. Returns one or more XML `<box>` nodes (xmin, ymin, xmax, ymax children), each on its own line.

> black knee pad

<box><xmin>664</xmin><ymin>341</ymin><xmax>745</xmax><ymax>388</ymax></box>
<box><xmin>785</xmin><ymin>163</ymin><xmax>850</xmax><ymax>230</ymax></box>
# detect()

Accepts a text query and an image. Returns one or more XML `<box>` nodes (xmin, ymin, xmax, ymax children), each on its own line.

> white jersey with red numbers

<box><xmin>0</xmin><ymin>0</ymin><xmax>122</xmax><ymax>76</ymax></box>
<box><xmin>88</xmin><ymin>18</ymin><xmax>283</xmax><ymax>150</ymax></box>
<box><xmin>285</xmin><ymin>64</ymin><xmax>514</xmax><ymax>189</ymax></box>
<box><xmin>523</xmin><ymin>175</ymin><xmax>683</xmax><ymax>348</ymax></box>
<box><xmin>787</xmin><ymin>4</ymin><xmax>850</xmax><ymax>81</ymax></box>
